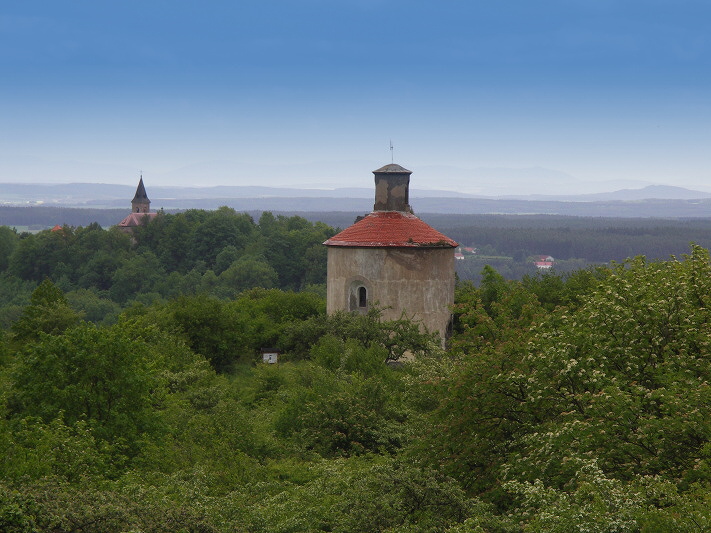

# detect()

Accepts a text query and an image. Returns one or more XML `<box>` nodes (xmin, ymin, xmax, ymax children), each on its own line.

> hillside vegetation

<box><xmin>2</xmin><ymin>211</ymin><xmax>711</xmax><ymax>530</ymax></box>
<box><xmin>0</xmin><ymin>209</ymin><xmax>334</xmax><ymax>328</ymax></box>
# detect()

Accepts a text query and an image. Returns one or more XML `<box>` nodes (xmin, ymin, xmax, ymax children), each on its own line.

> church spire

<box><xmin>131</xmin><ymin>175</ymin><xmax>151</xmax><ymax>213</ymax></box>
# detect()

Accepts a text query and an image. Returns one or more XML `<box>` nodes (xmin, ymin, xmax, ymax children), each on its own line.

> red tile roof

<box><xmin>118</xmin><ymin>212</ymin><xmax>158</xmax><ymax>228</ymax></box>
<box><xmin>324</xmin><ymin>211</ymin><xmax>457</xmax><ymax>248</ymax></box>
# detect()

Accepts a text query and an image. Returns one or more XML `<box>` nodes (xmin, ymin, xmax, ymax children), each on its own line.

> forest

<box><xmin>5</xmin><ymin>205</ymin><xmax>711</xmax><ymax>295</ymax></box>
<box><xmin>0</xmin><ymin>208</ymin><xmax>334</xmax><ymax>328</ymax></box>
<box><xmin>2</xmin><ymin>208</ymin><xmax>711</xmax><ymax>531</ymax></box>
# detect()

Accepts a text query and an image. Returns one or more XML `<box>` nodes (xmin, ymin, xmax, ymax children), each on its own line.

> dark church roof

<box><xmin>323</xmin><ymin>211</ymin><xmax>457</xmax><ymax>248</ymax></box>
<box><xmin>132</xmin><ymin>177</ymin><xmax>150</xmax><ymax>203</ymax></box>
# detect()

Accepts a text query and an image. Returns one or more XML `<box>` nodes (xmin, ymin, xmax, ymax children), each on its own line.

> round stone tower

<box><xmin>323</xmin><ymin>164</ymin><xmax>457</xmax><ymax>345</ymax></box>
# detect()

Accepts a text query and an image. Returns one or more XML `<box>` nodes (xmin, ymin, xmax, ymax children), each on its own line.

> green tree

<box><xmin>8</xmin><ymin>228</ymin><xmax>75</xmax><ymax>282</ymax></box>
<box><xmin>151</xmin><ymin>294</ymin><xmax>245</xmax><ymax>372</ymax></box>
<box><xmin>189</xmin><ymin>207</ymin><xmax>255</xmax><ymax>268</ymax></box>
<box><xmin>109</xmin><ymin>251</ymin><xmax>166</xmax><ymax>303</ymax></box>
<box><xmin>214</xmin><ymin>245</ymin><xmax>240</xmax><ymax>275</ymax></box>
<box><xmin>258</xmin><ymin>214</ymin><xmax>334</xmax><ymax>290</ymax></box>
<box><xmin>8</xmin><ymin>321</ymin><xmax>165</xmax><ymax>453</ymax></box>
<box><xmin>227</xmin><ymin>288</ymin><xmax>326</xmax><ymax>360</ymax></box>
<box><xmin>0</xmin><ymin>416</ymin><xmax>111</xmax><ymax>482</ymax></box>
<box><xmin>135</xmin><ymin>211</ymin><xmax>196</xmax><ymax>272</ymax></box>
<box><xmin>0</xmin><ymin>273</ymin><xmax>36</xmax><ymax>329</ymax></box>
<box><xmin>218</xmin><ymin>255</ymin><xmax>278</xmax><ymax>296</ymax></box>
<box><xmin>247</xmin><ymin>457</ymin><xmax>475</xmax><ymax>532</ymax></box>
<box><xmin>10</xmin><ymin>279</ymin><xmax>83</xmax><ymax>342</ymax></box>
<box><xmin>274</xmin><ymin>362</ymin><xmax>405</xmax><ymax>457</ymax></box>
<box><xmin>0</xmin><ymin>225</ymin><xmax>18</xmax><ymax>271</ymax></box>
<box><xmin>505</xmin><ymin>249</ymin><xmax>711</xmax><ymax>486</ymax></box>
<box><xmin>282</xmin><ymin>307</ymin><xmax>438</xmax><ymax>362</ymax></box>
<box><xmin>425</xmin><ymin>246</ymin><xmax>711</xmax><ymax>506</ymax></box>
<box><xmin>66</xmin><ymin>288</ymin><xmax>122</xmax><ymax>324</ymax></box>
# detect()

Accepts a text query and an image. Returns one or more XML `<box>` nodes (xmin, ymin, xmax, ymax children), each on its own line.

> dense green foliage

<box><xmin>0</xmin><ymin>210</ymin><xmax>334</xmax><ymax>326</ymax></box>
<box><xmin>3</xmin><ymin>208</ymin><xmax>711</xmax><ymax>530</ymax></box>
<box><xmin>418</xmin><ymin>245</ymin><xmax>711</xmax><ymax>529</ymax></box>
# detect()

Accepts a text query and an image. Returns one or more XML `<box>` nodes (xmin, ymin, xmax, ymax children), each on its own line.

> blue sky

<box><xmin>1</xmin><ymin>1</ymin><xmax>710</xmax><ymax>193</ymax></box>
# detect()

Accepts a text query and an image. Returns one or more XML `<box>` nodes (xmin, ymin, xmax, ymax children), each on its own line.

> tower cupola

<box><xmin>373</xmin><ymin>164</ymin><xmax>412</xmax><ymax>213</ymax></box>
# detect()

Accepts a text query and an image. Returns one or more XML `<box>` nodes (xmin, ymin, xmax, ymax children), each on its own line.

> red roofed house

<box><xmin>534</xmin><ymin>255</ymin><xmax>555</xmax><ymax>270</ymax></box>
<box><xmin>117</xmin><ymin>176</ymin><xmax>158</xmax><ymax>231</ymax></box>
<box><xmin>324</xmin><ymin>164</ymin><xmax>457</xmax><ymax>346</ymax></box>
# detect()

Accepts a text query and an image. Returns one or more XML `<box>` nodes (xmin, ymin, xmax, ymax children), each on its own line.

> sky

<box><xmin>1</xmin><ymin>0</ymin><xmax>710</xmax><ymax>195</ymax></box>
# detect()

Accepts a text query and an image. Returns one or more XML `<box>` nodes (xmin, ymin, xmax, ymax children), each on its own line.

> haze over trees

<box><xmin>2</xmin><ymin>209</ymin><xmax>711</xmax><ymax>530</ymax></box>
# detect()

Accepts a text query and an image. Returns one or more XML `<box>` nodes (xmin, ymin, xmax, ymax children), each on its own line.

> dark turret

<box><xmin>372</xmin><ymin>164</ymin><xmax>412</xmax><ymax>213</ymax></box>
<box><xmin>131</xmin><ymin>177</ymin><xmax>150</xmax><ymax>213</ymax></box>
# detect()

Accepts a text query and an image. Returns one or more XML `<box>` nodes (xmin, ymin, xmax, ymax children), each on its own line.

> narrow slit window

<box><xmin>358</xmin><ymin>286</ymin><xmax>367</xmax><ymax>308</ymax></box>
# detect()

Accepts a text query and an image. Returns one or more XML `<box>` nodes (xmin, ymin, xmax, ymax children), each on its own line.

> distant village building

<box><xmin>534</xmin><ymin>255</ymin><xmax>555</xmax><ymax>269</ymax></box>
<box><xmin>454</xmin><ymin>246</ymin><xmax>477</xmax><ymax>260</ymax></box>
<box><xmin>323</xmin><ymin>164</ymin><xmax>458</xmax><ymax>346</ymax></box>
<box><xmin>117</xmin><ymin>176</ymin><xmax>158</xmax><ymax>231</ymax></box>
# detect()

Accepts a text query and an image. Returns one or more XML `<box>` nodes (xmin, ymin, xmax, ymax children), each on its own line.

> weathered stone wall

<box><xmin>326</xmin><ymin>246</ymin><xmax>455</xmax><ymax>343</ymax></box>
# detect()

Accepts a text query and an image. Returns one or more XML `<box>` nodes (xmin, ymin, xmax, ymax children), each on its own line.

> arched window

<box><xmin>358</xmin><ymin>286</ymin><xmax>367</xmax><ymax>308</ymax></box>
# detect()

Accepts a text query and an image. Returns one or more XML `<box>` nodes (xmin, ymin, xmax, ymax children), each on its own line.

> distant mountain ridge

<box><xmin>3</xmin><ymin>182</ymin><xmax>711</xmax><ymax>219</ymax></box>
<box><xmin>503</xmin><ymin>185</ymin><xmax>711</xmax><ymax>202</ymax></box>
<box><xmin>2</xmin><ymin>182</ymin><xmax>710</xmax><ymax>206</ymax></box>
<box><xmin>0</xmin><ymin>183</ymin><xmax>474</xmax><ymax>206</ymax></box>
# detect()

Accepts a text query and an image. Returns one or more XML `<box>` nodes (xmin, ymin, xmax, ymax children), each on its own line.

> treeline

<box><xmin>450</xmin><ymin>224</ymin><xmax>711</xmax><ymax>262</ymax></box>
<box><xmin>4</xmin><ymin>207</ymin><xmax>711</xmax><ymax>326</ymax></box>
<box><xmin>316</xmin><ymin>212</ymin><xmax>711</xmax><ymax>266</ymax></box>
<box><xmin>0</xmin><ymin>208</ymin><xmax>334</xmax><ymax>327</ymax></box>
<box><xmin>4</xmin><ymin>204</ymin><xmax>711</xmax><ymax>266</ymax></box>
<box><xmin>0</xmin><ymin>206</ymin><xmax>128</xmax><ymax>228</ymax></box>
<box><xmin>3</xmin><ymin>246</ymin><xmax>711</xmax><ymax>530</ymax></box>
<box><xmin>428</xmin><ymin>214</ymin><xmax>711</xmax><ymax>262</ymax></box>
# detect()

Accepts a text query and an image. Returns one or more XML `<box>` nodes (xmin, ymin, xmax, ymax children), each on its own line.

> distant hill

<box><xmin>504</xmin><ymin>185</ymin><xmax>711</xmax><ymax>202</ymax></box>
<box><xmin>0</xmin><ymin>183</ymin><xmax>475</xmax><ymax>208</ymax></box>
<box><xmin>3</xmin><ymin>182</ymin><xmax>711</xmax><ymax>204</ymax></box>
<box><xmin>3</xmin><ymin>183</ymin><xmax>711</xmax><ymax>224</ymax></box>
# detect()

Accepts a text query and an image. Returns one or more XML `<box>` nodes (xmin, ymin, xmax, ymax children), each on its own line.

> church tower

<box><xmin>118</xmin><ymin>175</ymin><xmax>158</xmax><ymax>231</ymax></box>
<box><xmin>324</xmin><ymin>164</ymin><xmax>457</xmax><ymax>346</ymax></box>
<box><xmin>131</xmin><ymin>176</ymin><xmax>151</xmax><ymax>213</ymax></box>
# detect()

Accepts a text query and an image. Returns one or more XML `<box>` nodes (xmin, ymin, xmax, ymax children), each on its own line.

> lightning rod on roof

<box><xmin>390</xmin><ymin>140</ymin><xmax>394</xmax><ymax>163</ymax></box>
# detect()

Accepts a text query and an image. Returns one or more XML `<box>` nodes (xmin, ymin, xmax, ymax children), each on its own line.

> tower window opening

<box><xmin>358</xmin><ymin>286</ymin><xmax>367</xmax><ymax>308</ymax></box>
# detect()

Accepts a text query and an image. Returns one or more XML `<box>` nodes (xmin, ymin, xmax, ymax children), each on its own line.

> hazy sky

<box><xmin>1</xmin><ymin>1</ymin><xmax>710</xmax><ymax>193</ymax></box>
